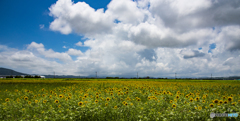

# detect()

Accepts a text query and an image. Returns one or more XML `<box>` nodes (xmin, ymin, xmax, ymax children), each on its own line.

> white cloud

<box><xmin>63</xmin><ymin>46</ymin><xmax>66</xmax><ymax>48</ymax></box>
<box><xmin>67</xmin><ymin>48</ymin><xmax>83</xmax><ymax>56</ymax></box>
<box><xmin>27</xmin><ymin>42</ymin><xmax>72</xmax><ymax>62</ymax></box>
<box><xmin>75</xmin><ymin>41</ymin><xmax>83</xmax><ymax>46</ymax></box>
<box><xmin>49</xmin><ymin>0</ymin><xmax>114</xmax><ymax>35</ymax></box>
<box><xmin>39</xmin><ymin>24</ymin><xmax>45</xmax><ymax>29</ymax></box>
<box><xmin>2</xmin><ymin>0</ymin><xmax>240</xmax><ymax>77</ymax></box>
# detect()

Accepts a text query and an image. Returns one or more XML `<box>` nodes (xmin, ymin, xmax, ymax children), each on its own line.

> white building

<box><xmin>40</xmin><ymin>76</ymin><xmax>45</xmax><ymax>79</ymax></box>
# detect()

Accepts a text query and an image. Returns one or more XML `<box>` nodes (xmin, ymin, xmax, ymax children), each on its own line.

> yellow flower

<box><xmin>224</xmin><ymin>101</ymin><xmax>228</xmax><ymax>104</ymax></box>
<box><xmin>213</xmin><ymin>99</ymin><xmax>219</xmax><ymax>104</ymax></box>
<box><xmin>189</xmin><ymin>98</ymin><xmax>194</xmax><ymax>102</ymax></box>
<box><xmin>198</xmin><ymin>106</ymin><xmax>202</xmax><ymax>110</ymax></box>
<box><xmin>114</xmin><ymin>106</ymin><xmax>117</xmax><ymax>109</ymax></box>
<box><xmin>43</xmin><ymin>100</ymin><xmax>47</xmax><ymax>103</ymax></box>
<box><xmin>95</xmin><ymin>100</ymin><xmax>98</xmax><ymax>103</ymax></box>
<box><xmin>55</xmin><ymin>100</ymin><xmax>59</xmax><ymax>103</ymax></box>
<box><xmin>219</xmin><ymin>100</ymin><xmax>223</xmax><ymax>104</ymax></box>
<box><xmin>209</xmin><ymin>103</ymin><xmax>214</xmax><ymax>108</ymax></box>
<box><xmin>28</xmin><ymin>101</ymin><xmax>31</xmax><ymax>105</ymax></box>
<box><xmin>35</xmin><ymin>100</ymin><xmax>38</xmax><ymax>103</ymax></box>
<box><xmin>59</xmin><ymin>94</ymin><xmax>63</xmax><ymax>98</ymax></box>
<box><xmin>172</xmin><ymin>104</ymin><xmax>176</xmax><ymax>108</ymax></box>
<box><xmin>78</xmin><ymin>101</ymin><xmax>83</xmax><ymax>106</ymax></box>
<box><xmin>176</xmin><ymin>95</ymin><xmax>179</xmax><ymax>99</ymax></box>
<box><xmin>106</xmin><ymin>97</ymin><xmax>110</xmax><ymax>101</ymax></box>
<box><xmin>228</xmin><ymin>97</ymin><xmax>233</xmax><ymax>102</ymax></box>
<box><xmin>105</xmin><ymin>103</ymin><xmax>108</xmax><ymax>106</ymax></box>
<box><xmin>58</xmin><ymin>105</ymin><xmax>61</xmax><ymax>108</ymax></box>
<box><xmin>5</xmin><ymin>98</ymin><xmax>9</xmax><ymax>102</ymax></box>
<box><xmin>24</xmin><ymin>97</ymin><xmax>28</xmax><ymax>100</ymax></box>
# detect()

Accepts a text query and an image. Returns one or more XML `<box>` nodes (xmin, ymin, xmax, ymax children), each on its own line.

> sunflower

<box><xmin>137</xmin><ymin>98</ymin><xmax>141</xmax><ymax>101</ymax></box>
<box><xmin>78</xmin><ymin>102</ymin><xmax>83</xmax><ymax>106</ymax></box>
<box><xmin>122</xmin><ymin>101</ymin><xmax>126</xmax><ymax>105</ymax></box>
<box><xmin>114</xmin><ymin>106</ymin><xmax>117</xmax><ymax>109</ymax></box>
<box><xmin>55</xmin><ymin>100</ymin><xmax>59</xmax><ymax>103</ymax></box>
<box><xmin>202</xmin><ymin>100</ymin><xmax>205</xmax><ymax>103</ymax></box>
<box><xmin>176</xmin><ymin>95</ymin><xmax>179</xmax><ymax>99</ymax></box>
<box><xmin>238</xmin><ymin>100</ymin><xmax>240</xmax><ymax>103</ymax></box>
<box><xmin>198</xmin><ymin>106</ymin><xmax>202</xmax><ymax>110</ymax></box>
<box><xmin>189</xmin><ymin>98</ymin><xmax>194</xmax><ymax>102</ymax></box>
<box><xmin>24</xmin><ymin>97</ymin><xmax>28</xmax><ymax>100</ymax></box>
<box><xmin>59</xmin><ymin>94</ymin><xmax>63</xmax><ymax>98</ymax></box>
<box><xmin>170</xmin><ymin>100</ymin><xmax>173</xmax><ymax>103</ymax></box>
<box><xmin>172</xmin><ymin>104</ymin><xmax>176</xmax><ymax>108</ymax></box>
<box><xmin>195</xmin><ymin>97</ymin><xmax>200</xmax><ymax>101</ymax></box>
<box><xmin>148</xmin><ymin>97</ymin><xmax>151</xmax><ymax>100</ymax></box>
<box><xmin>58</xmin><ymin>105</ymin><xmax>61</xmax><ymax>108</ymax></box>
<box><xmin>105</xmin><ymin>103</ymin><xmax>108</xmax><ymax>106</ymax></box>
<box><xmin>65</xmin><ymin>98</ymin><xmax>68</xmax><ymax>101</ymax></box>
<box><xmin>67</xmin><ymin>96</ymin><xmax>71</xmax><ymax>99</ymax></box>
<box><xmin>35</xmin><ymin>100</ymin><xmax>38</xmax><ymax>103</ymax></box>
<box><xmin>185</xmin><ymin>95</ymin><xmax>189</xmax><ymax>98</ymax></box>
<box><xmin>95</xmin><ymin>100</ymin><xmax>98</xmax><ymax>103</ymax></box>
<box><xmin>232</xmin><ymin>102</ymin><xmax>236</xmax><ymax>106</ymax></box>
<box><xmin>49</xmin><ymin>95</ymin><xmax>52</xmax><ymax>98</ymax></box>
<box><xmin>214</xmin><ymin>99</ymin><xmax>219</xmax><ymax>104</ymax></box>
<box><xmin>42</xmin><ymin>94</ymin><xmax>45</xmax><ymax>97</ymax></box>
<box><xmin>68</xmin><ymin>93</ymin><xmax>72</xmax><ymax>97</ymax></box>
<box><xmin>28</xmin><ymin>101</ymin><xmax>31</xmax><ymax>105</ymax></box>
<box><xmin>223</xmin><ymin>96</ymin><xmax>226</xmax><ymax>100</ymax></box>
<box><xmin>224</xmin><ymin>101</ymin><xmax>228</xmax><ymax>104</ymax></box>
<box><xmin>43</xmin><ymin>100</ymin><xmax>47</xmax><ymax>103</ymax></box>
<box><xmin>106</xmin><ymin>97</ymin><xmax>110</xmax><ymax>101</ymax></box>
<box><xmin>124</xmin><ymin>102</ymin><xmax>128</xmax><ymax>106</ymax></box>
<box><xmin>209</xmin><ymin>103</ymin><xmax>214</xmax><ymax>108</ymax></box>
<box><xmin>96</xmin><ymin>95</ymin><xmax>99</xmax><ymax>99</ymax></box>
<box><xmin>219</xmin><ymin>100</ymin><xmax>223</xmax><ymax>104</ymax></box>
<box><xmin>228</xmin><ymin>97</ymin><xmax>233</xmax><ymax>102</ymax></box>
<box><xmin>5</xmin><ymin>98</ymin><xmax>9</xmax><ymax>102</ymax></box>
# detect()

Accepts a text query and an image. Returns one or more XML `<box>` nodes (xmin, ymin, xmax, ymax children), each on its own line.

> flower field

<box><xmin>0</xmin><ymin>79</ymin><xmax>239</xmax><ymax>120</ymax></box>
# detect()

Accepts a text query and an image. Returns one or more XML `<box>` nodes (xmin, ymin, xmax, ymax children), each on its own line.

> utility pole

<box><xmin>137</xmin><ymin>72</ymin><xmax>138</xmax><ymax>79</ymax></box>
<box><xmin>96</xmin><ymin>72</ymin><xmax>97</xmax><ymax>78</ymax></box>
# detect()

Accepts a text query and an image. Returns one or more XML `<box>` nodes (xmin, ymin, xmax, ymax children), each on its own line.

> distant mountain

<box><xmin>0</xmin><ymin>67</ymin><xmax>28</xmax><ymax>75</ymax></box>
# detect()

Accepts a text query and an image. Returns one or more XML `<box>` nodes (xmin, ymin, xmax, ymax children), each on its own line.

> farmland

<box><xmin>0</xmin><ymin>79</ymin><xmax>239</xmax><ymax>120</ymax></box>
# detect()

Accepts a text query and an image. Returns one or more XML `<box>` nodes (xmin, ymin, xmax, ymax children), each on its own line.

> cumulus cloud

<box><xmin>75</xmin><ymin>41</ymin><xmax>83</xmax><ymax>46</ymax></box>
<box><xmin>180</xmin><ymin>50</ymin><xmax>205</xmax><ymax>59</ymax></box>
<box><xmin>27</xmin><ymin>42</ymin><xmax>72</xmax><ymax>62</ymax></box>
<box><xmin>2</xmin><ymin>0</ymin><xmax>240</xmax><ymax>77</ymax></box>
<box><xmin>49</xmin><ymin>0</ymin><xmax>114</xmax><ymax>35</ymax></box>
<box><xmin>67</xmin><ymin>48</ymin><xmax>83</xmax><ymax>56</ymax></box>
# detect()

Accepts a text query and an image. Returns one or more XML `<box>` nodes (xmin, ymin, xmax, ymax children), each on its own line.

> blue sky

<box><xmin>0</xmin><ymin>0</ymin><xmax>240</xmax><ymax>78</ymax></box>
<box><xmin>0</xmin><ymin>0</ymin><xmax>105</xmax><ymax>52</ymax></box>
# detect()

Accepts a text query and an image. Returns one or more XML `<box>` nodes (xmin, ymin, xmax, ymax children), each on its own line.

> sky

<box><xmin>0</xmin><ymin>0</ymin><xmax>240</xmax><ymax>78</ymax></box>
